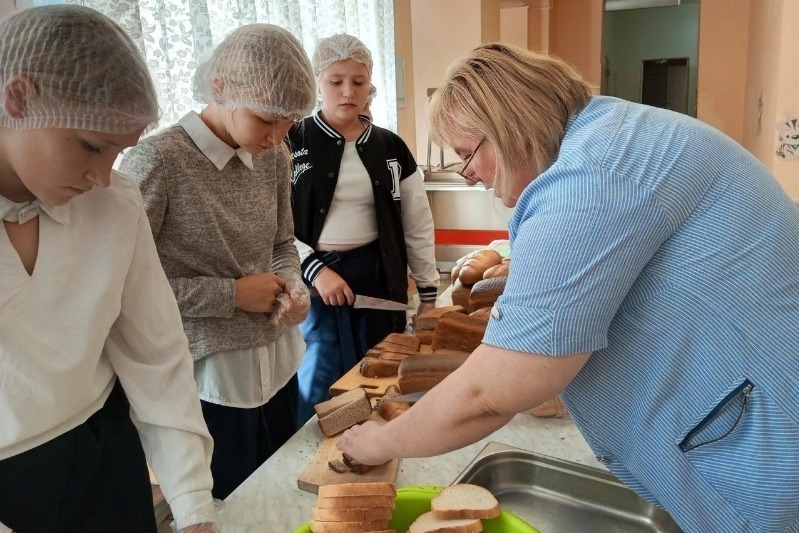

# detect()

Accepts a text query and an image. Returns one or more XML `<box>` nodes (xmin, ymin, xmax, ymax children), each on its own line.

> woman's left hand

<box><xmin>273</xmin><ymin>280</ymin><xmax>311</xmax><ymax>326</ymax></box>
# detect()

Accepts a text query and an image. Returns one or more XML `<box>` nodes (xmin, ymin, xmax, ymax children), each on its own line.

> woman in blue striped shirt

<box><xmin>339</xmin><ymin>43</ymin><xmax>799</xmax><ymax>532</ymax></box>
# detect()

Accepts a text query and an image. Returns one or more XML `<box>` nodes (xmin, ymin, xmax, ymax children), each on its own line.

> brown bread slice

<box><xmin>415</xmin><ymin>305</ymin><xmax>467</xmax><ymax>330</ymax></box>
<box><xmin>373</xmin><ymin>342</ymin><xmax>419</xmax><ymax>355</ymax></box>
<box><xmin>415</xmin><ymin>329</ymin><xmax>434</xmax><ymax>345</ymax></box>
<box><xmin>360</xmin><ymin>357</ymin><xmax>400</xmax><ymax>378</ymax></box>
<box><xmin>377</xmin><ymin>385</ymin><xmax>411</xmax><ymax>422</ymax></box>
<box><xmin>381</xmin><ymin>332</ymin><xmax>421</xmax><ymax>351</ymax></box>
<box><xmin>378</xmin><ymin>350</ymin><xmax>416</xmax><ymax>362</ymax></box>
<box><xmin>315</xmin><ymin>388</ymin><xmax>372</xmax><ymax>437</ymax></box>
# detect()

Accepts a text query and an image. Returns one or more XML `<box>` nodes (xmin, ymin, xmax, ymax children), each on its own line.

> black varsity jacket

<box><xmin>287</xmin><ymin>112</ymin><xmax>438</xmax><ymax>305</ymax></box>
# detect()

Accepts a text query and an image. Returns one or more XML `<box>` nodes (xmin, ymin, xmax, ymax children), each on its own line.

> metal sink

<box><xmin>452</xmin><ymin>442</ymin><xmax>682</xmax><ymax>533</ymax></box>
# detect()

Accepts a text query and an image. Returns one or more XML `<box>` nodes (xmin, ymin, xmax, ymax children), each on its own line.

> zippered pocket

<box><xmin>678</xmin><ymin>378</ymin><xmax>753</xmax><ymax>452</ymax></box>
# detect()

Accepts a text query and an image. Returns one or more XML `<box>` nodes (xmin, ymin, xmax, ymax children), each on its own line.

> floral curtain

<box><xmin>64</xmin><ymin>0</ymin><xmax>397</xmax><ymax>131</ymax></box>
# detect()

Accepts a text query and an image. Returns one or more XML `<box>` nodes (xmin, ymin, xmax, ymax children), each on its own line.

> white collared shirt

<box><xmin>179</xmin><ymin>110</ymin><xmax>254</xmax><ymax>170</ymax></box>
<box><xmin>0</xmin><ymin>175</ymin><xmax>214</xmax><ymax>524</ymax></box>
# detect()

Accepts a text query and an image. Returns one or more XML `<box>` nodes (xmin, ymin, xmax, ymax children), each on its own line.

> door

<box><xmin>642</xmin><ymin>58</ymin><xmax>689</xmax><ymax>114</ymax></box>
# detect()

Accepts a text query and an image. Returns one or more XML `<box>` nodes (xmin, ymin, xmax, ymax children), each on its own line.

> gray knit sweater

<box><xmin>119</xmin><ymin>124</ymin><xmax>301</xmax><ymax>360</ymax></box>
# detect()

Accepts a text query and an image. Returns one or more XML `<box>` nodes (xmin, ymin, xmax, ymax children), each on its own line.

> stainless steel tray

<box><xmin>452</xmin><ymin>442</ymin><xmax>682</xmax><ymax>533</ymax></box>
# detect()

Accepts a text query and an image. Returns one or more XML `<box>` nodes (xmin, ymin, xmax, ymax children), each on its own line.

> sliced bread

<box><xmin>315</xmin><ymin>388</ymin><xmax>372</xmax><ymax>437</ymax></box>
<box><xmin>308</xmin><ymin>519</ymin><xmax>389</xmax><ymax>533</ymax></box>
<box><xmin>407</xmin><ymin>511</ymin><xmax>483</xmax><ymax>533</ymax></box>
<box><xmin>311</xmin><ymin>506</ymin><xmax>393</xmax><ymax>522</ymax></box>
<box><xmin>318</xmin><ymin>481</ymin><xmax>396</xmax><ymax>498</ymax></box>
<box><xmin>431</xmin><ymin>484</ymin><xmax>500</xmax><ymax>520</ymax></box>
<box><xmin>382</xmin><ymin>332</ymin><xmax>422</xmax><ymax>351</ymax></box>
<box><xmin>315</xmin><ymin>494</ymin><xmax>396</xmax><ymax>510</ymax></box>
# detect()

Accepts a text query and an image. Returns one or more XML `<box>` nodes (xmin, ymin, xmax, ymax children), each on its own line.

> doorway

<box><xmin>641</xmin><ymin>57</ymin><xmax>689</xmax><ymax>114</ymax></box>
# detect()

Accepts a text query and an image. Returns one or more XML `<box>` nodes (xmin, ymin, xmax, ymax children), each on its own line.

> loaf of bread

<box><xmin>450</xmin><ymin>278</ymin><xmax>472</xmax><ymax>311</ymax></box>
<box><xmin>528</xmin><ymin>395</ymin><xmax>569</xmax><ymax>418</ymax></box>
<box><xmin>458</xmin><ymin>249</ymin><xmax>502</xmax><ymax>285</ymax></box>
<box><xmin>415</xmin><ymin>329</ymin><xmax>434</xmax><ymax>345</ymax></box>
<box><xmin>415</xmin><ymin>305</ymin><xmax>467</xmax><ymax>331</ymax></box>
<box><xmin>360</xmin><ymin>357</ymin><xmax>400</xmax><ymax>378</ymax></box>
<box><xmin>377</xmin><ymin>385</ymin><xmax>411</xmax><ymax>422</ymax></box>
<box><xmin>482</xmin><ymin>260</ymin><xmax>509</xmax><ymax>279</ymax></box>
<box><xmin>315</xmin><ymin>387</ymin><xmax>372</xmax><ymax>437</ymax></box>
<box><xmin>468</xmin><ymin>307</ymin><xmax>492</xmax><ymax>322</ymax></box>
<box><xmin>468</xmin><ymin>276</ymin><xmax>507</xmax><ymax>311</ymax></box>
<box><xmin>397</xmin><ymin>354</ymin><xmax>469</xmax><ymax>393</ymax></box>
<box><xmin>430</xmin><ymin>313</ymin><xmax>487</xmax><ymax>353</ymax></box>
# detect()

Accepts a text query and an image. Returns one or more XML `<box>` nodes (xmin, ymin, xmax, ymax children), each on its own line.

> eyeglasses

<box><xmin>457</xmin><ymin>138</ymin><xmax>484</xmax><ymax>183</ymax></box>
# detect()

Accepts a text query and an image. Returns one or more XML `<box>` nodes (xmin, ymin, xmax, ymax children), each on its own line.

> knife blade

<box><xmin>353</xmin><ymin>294</ymin><xmax>413</xmax><ymax>312</ymax></box>
<box><xmin>380</xmin><ymin>390</ymin><xmax>428</xmax><ymax>404</ymax></box>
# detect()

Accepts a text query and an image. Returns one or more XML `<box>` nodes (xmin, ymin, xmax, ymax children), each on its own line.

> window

<box><xmin>15</xmin><ymin>0</ymin><xmax>398</xmax><ymax>132</ymax></box>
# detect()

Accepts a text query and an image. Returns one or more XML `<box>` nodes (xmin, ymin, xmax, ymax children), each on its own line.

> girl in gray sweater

<box><xmin>120</xmin><ymin>24</ymin><xmax>316</xmax><ymax>499</ymax></box>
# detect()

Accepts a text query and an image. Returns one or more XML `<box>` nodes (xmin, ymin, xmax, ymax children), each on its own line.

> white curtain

<box><xmin>64</xmin><ymin>0</ymin><xmax>397</xmax><ymax>131</ymax></box>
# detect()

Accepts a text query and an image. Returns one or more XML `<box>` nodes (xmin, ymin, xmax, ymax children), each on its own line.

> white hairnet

<box><xmin>0</xmin><ymin>5</ymin><xmax>159</xmax><ymax>133</ymax></box>
<box><xmin>312</xmin><ymin>34</ymin><xmax>373</xmax><ymax>77</ymax></box>
<box><xmin>193</xmin><ymin>24</ymin><xmax>315</xmax><ymax>121</ymax></box>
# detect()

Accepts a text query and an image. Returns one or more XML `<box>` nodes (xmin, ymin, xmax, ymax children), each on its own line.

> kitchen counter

<box><xmin>217</xmin><ymin>412</ymin><xmax>600</xmax><ymax>531</ymax></box>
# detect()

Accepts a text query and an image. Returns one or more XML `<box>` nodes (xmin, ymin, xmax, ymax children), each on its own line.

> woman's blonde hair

<box><xmin>428</xmin><ymin>44</ymin><xmax>593</xmax><ymax>193</ymax></box>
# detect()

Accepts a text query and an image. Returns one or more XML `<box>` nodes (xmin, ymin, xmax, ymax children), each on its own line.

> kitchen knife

<box><xmin>381</xmin><ymin>390</ymin><xmax>428</xmax><ymax>403</ymax></box>
<box><xmin>353</xmin><ymin>294</ymin><xmax>413</xmax><ymax>312</ymax></box>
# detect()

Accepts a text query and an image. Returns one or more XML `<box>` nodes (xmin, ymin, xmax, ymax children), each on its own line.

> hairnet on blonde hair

<box><xmin>193</xmin><ymin>24</ymin><xmax>315</xmax><ymax>121</ymax></box>
<box><xmin>0</xmin><ymin>5</ymin><xmax>159</xmax><ymax>133</ymax></box>
<box><xmin>312</xmin><ymin>33</ymin><xmax>373</xmax><ymax>77</ymax></box>
<box><xmin>428</xmin><ymin>43</ymin><xmax>592</xmax><ymax>192</ymax></box>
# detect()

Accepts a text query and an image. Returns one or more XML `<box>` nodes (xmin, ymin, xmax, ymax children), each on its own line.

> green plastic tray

<box><xmin>293</xmin><ymin>485</ymin><xmax>539</xmax><ymax>533</ymax></box>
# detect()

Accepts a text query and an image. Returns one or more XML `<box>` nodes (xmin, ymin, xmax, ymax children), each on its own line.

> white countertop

<box><xmin>217</xmin><ymin>412</ymin><xmax>600</xmax><ymax>532</ymax></box>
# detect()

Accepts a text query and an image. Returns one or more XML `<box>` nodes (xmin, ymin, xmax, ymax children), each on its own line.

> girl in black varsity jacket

<box><xmin>288</xmin><ymin>34</ymin><xmax>439</xmax><ymax>426</ymax></box>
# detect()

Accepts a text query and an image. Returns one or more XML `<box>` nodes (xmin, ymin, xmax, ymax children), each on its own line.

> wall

<box><xmin>394</xmin><ymin>0</ymin><xmax>416</xmax><ymax>154</ymax></box>
<box><xmin>770</xmin><ymin>0</ymin><xmax>799</xmax><ymax>195</ymax></box>
<box><xmin>696</xmin><ymin>0</ymin><xmax>749</xmax><ymax>143</ymax></box>
<box><xmin>549</xmin><ymin>0</ymin><xmax>603</xmax><ymax>88</ymax></box>
<box><xmin>409</xmin><ymin>0</ymin><xmax>498</xmax><ymax>166</ymax></box>
<box><xmin>500</xmin><ymin>5</ymin><xmax>529</xmax><ymax>48</ymax></box>
<box><xmin>0</xmin><ymin>0</ymin><xmax>14</xmax><ymax>17</ymax></box>
<box><xmin>603</xmin><ymin>3</ymin><xmax>699</xmax><ymax>113</ymax></box>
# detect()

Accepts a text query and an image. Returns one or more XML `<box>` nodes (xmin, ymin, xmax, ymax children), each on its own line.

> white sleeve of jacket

<box><xmin>400</xmin><ymin>168</ymin><xmax>440</xmax><ymax>302</ymax></box>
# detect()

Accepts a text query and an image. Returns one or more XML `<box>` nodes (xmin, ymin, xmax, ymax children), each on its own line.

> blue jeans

<box><xmin>296</xmin><ymin>241</ymin><xmax>404</xmax><ymax>427</ymax></box>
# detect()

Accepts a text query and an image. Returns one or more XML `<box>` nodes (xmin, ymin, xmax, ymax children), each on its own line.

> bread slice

<box><xmin>382</xmin><ymin>332</ymin><xmax>421</xmax><ymax>351</ymax></box>
<box><xmin>315</xmin><ymin>494</ymin><xmax>396</xmax><ymax>509</ymax></box>
<box><xmin>415</xmin><ymin>305</ymin><xmax>467</xmax><ymax>330</ymax></box>
<box><xmin>397</xmin><ymin>354</ymin><xmax>469</xmax><ymax>394</ymax></box>
<box><xmin>312</xmin><ymin>506</ymin><xmax>393</xmax><ymax>522</ymax></box>
<box><xmin>407</xmin><ymin>511</ymin><xmax>483</xmax><ymax>533</ymax></box>
<box><xmin>431</xmin><ymin>484</ymin><xmax>500</xmax><ymax>520</ymax></box>
<box><xmin>309</xmin><ymin>519</ymin><xmax>389</xmax><ymax>532</ymax></box>
<box><xmin>360</xmin><ymin>357</ymin><xmax>400</xmax><ymax>378</ymax></box>
<box><xmin>315</xmin><ymin>388</ymin><xmax>372</xmax><ymax>437</ymax></box>
<box><xmin>318</xmin><ymin>481</ymin><xmax>396</xmax><ymax>497</ymax></box>
<box><xmin>430</xmin><ymin>313</ymin><xmax>486</xmax><ymax>353</ymax></box>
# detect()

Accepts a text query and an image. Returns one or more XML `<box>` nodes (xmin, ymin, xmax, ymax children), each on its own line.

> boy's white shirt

<box><xmin>0</xmin><ymin>173</ymin><xmax>214</xmax><ymax>526</ymax></box>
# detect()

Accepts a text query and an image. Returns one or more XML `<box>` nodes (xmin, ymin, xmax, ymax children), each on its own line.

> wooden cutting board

<box><xmin>328</xmin><ymin>344</ymin><xmax>433</xmax><ymax>399</ymax></box>
<box><xmin>329</xmin><ymin>363</ymin><xmax>398</xmax><ymax>399</ymax></box>
<box><xmin>297</xmin><ymin>413</ymin><xmax>399</xmax><ymax>494</ymax></box>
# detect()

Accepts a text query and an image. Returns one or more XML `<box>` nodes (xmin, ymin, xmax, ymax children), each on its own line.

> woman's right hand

<box><xmin>235</xmin><ymin>272</ymin><xmax>287</xmax><ymax>313</ymax></box>
<box><xmin>313</xmin><ymin>267</ymin><xmax>355</xmax><ymax>306</ymax></box>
